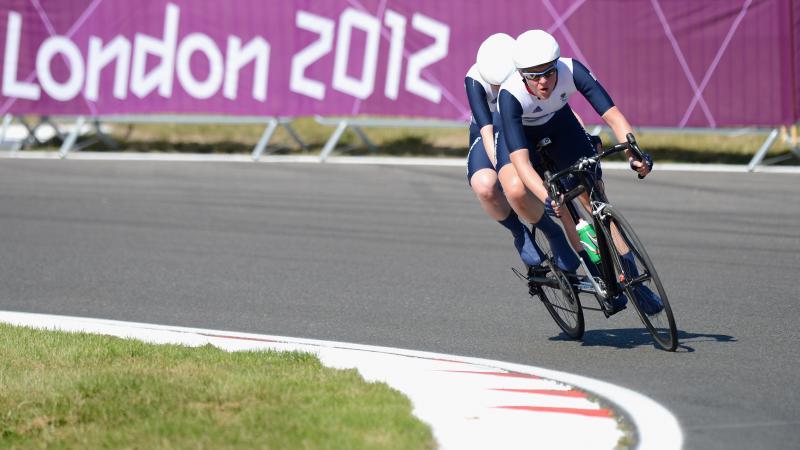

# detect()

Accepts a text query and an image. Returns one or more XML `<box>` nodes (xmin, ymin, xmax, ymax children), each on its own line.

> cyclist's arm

<box><xmin>465</xmin><ymin>77</ymin><xmax>496</xmax><ymax>165</ymax></box>
<box><xmin>601</xmin><ymin>106</ymin><xmax>633</xmax><ymax>149</ymax></box>
<box><xmin>573</xmin><ymin>60</ymin><xmax>650</xmax><ymax>177</ymax></box>
<box><xmin>479</xmin><ymin>126</ymin><xmax>496</xmax><ymax>166</ymax></box>
<box><xmin>602</xmin><ymin>106</ymin><xmax>649</xmax><ymax>176</ymax></box>
<box><xmin>509</xmin><ymin>149</ymin><xmax>549</xmax><ymax>203</ymax></box>
<box><xmin>499</xmin><ymin>90</ymin><xmax>550</xmax><ymax>203</ymax></box>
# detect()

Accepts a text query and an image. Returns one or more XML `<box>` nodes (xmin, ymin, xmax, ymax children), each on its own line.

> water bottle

<box><xmin>576</xmin><ymin>219</ymin><xmax>601</xmax><ymax>263</ymax></box>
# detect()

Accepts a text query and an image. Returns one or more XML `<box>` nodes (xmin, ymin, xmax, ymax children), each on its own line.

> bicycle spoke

<box><xmin>603</xmin><ymin>207</ymin><xmax>678</xmax><ymax>351</ymax></box>
<box><xmin>532</xmin><ymin>228</ymin><xmax>584</xmax><ymax>340</ymax></box>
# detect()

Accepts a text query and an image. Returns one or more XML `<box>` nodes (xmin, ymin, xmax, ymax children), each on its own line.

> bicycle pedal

<box><xmin>605</xmin><ymin>303</ymin><xmax>626</xmax><ymax>316</ymax></box>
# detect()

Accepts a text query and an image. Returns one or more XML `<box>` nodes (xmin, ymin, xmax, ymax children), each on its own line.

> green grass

<box><xmin>28</xmin><ymin>117</ymin><xmax>800</xmax><ymax>164</ymax></box>
<box><xmin>0</xmin><ymin>323</ymin><xmax>436</xmax><ymax>450</ymax></box>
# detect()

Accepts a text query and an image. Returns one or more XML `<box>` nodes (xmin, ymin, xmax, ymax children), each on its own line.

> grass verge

<box><xmin>29</xmin><ymin>117</ymin><xmax>800</xmax><ymax>165</ymax></box>
<box><xmin>0</xmin><ymin>323</ymin><xmax>436</xmax><ymax>450</ymax></box>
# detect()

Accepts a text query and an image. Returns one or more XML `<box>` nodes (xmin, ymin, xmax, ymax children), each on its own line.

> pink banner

<box><xmin>0</xmin><ymin>0</ymin><xmax>797</xmax><ymax>126</ymax></box>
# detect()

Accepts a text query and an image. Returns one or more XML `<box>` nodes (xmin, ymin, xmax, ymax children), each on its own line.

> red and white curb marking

<box><xmin>0</xmin><ymin>311</ymin><xmax>683</xmax><ymax>449</ymax></box>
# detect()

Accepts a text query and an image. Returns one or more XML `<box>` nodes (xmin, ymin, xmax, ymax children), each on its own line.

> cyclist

<box><xmin>465</xmin><ymin>33</ymin><xmax>541</xmax><ymax>268</ymax></box>
<box><xmin>497</xmin><ymin>29</ymin><xmax>661</xmax><ymax>314</ymax></box>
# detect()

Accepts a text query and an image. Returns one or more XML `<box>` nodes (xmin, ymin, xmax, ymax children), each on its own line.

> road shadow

<box><xmin>549</xmin><ymin>328</ymin><xmax>736</xmax><ymax>352</ymax></box>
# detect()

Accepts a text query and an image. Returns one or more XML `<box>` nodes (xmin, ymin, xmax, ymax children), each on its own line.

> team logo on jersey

<box><xmin>533</xmin><ymin>106</ymin><xmax>543</xmax><ymax>113</ymax></box>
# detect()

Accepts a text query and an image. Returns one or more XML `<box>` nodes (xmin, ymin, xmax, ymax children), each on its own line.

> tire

<box><xmin>533</xmin><ymin>227</ymin><xmax>585</xmax><ymax>340</ymax></box>
<box><xmin>600</xmin><ymin>206</ymin><xmax>678</xmax><ymax>351</ymax></box>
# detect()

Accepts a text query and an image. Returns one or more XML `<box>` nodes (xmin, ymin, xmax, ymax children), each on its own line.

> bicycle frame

<box><xmin>529</xmin><ymin>134</ymin><xmax>678</xmax><ymax>349</ymax></box>
<box><xmin>536</xmin><ymin>135</ymin><xmax>642</xmax><ymax>316</ymax></box>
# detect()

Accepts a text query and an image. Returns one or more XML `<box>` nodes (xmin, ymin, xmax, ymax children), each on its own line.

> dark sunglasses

<box><xmin>520</xmin><ymin>64</ymin><xmax>557</xmax><ymax>81</ymax></box>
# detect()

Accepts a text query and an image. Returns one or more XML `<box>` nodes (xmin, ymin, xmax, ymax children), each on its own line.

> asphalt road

<box><xmin>1</xmin><ymin>158</ymin><xmax>798</xmax><ymax>449</ymax></box>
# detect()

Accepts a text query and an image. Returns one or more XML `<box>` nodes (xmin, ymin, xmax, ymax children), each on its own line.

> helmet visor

<box><xmin>520</xmin><ymin>62</ymin><xmax>557</xmax><ymax>81</ymax></box>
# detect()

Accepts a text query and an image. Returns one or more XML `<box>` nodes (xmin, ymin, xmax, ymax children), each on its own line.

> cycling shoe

<box><xmin>610</xmin><ymin>292</ymin><xmax>628</xmax><ymax>312</ymax></box>
<box><xmin>632</xmin><ymin>285</ymin><xmax>664</xmax><ymax>315</ymax></box>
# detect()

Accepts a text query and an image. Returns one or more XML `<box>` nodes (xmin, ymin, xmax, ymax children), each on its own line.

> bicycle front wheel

<box><xmin>533</xmin><ymin>227</ymin><xmax>584</xmax><ymax>340</ymax></box>
<box><xmin>601</xmin><ymin>206</ymin><xmax>678</xmax><ymax>351</ymax></box>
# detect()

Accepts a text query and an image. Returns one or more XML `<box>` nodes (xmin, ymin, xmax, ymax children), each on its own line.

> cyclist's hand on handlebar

<box><xmin>545</xmin><ymin>196</ymin><xmax>562</xmax><ymax>218</ymax></box>
<box><xmin>629</xmin><ymin>152</ymin><xmax>654</xmax><ymax>178</ymax></box>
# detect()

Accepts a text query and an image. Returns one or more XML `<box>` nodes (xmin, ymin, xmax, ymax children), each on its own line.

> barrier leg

<box><xmin>747</xmin><ymin>128</ymin><xmax>779</xmax><ymax>171</ymax></box>
<box><xmin>319</xmin><ymin>120</ymin><xmax>348</xmax><ymax>162</ymax></box>
<box><xmin>352</xmin><ymin>126</ymin><xmax>377</xmax><ymax>152</ymax></box>
<box><xmin>0</xmin><ymin>114</ymin><xmax>12</xmax><ymax>148</ymax></box>
<box><xmin>92</xmin><ymin>118</ymin><xmax>119</xmax><ymax>149</ymax></box>
<box><xmin>41</xmin><ymin>116</ymin><xmax>64</xmax><ymax>142</ymax></box>
<box><xmin>251</xmin><ymin>118</ymin><xmax>279</xmax><ymax>161</ymax></box>
<box><xmin>59</xmin><ymin>116</ymin><xmax>86</xmax><ymax>159</ymax></box>
<box><xmin>280</xmin><ymin>119</ymin><xmax>308</xmax><ymax>151</ymax></box>
<box><xmin>17</xmin><ymin>116</ymin><xmax>40</xmax><ymax>148</ymax></box>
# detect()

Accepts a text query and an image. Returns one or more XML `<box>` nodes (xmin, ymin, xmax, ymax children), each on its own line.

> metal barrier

<box><xmin>0</xmin><ymin>115</ymin><xmax>70</xmax><ymax>152</ymax></box>
<box><xmin>314</xmin><ymin>116</ymin><xmax>467</xmax><ymax>162</ymax></box>
<box><xmin>587</xmin><ymin>125</ymin><xmax>798</xmax><ymax>172</ymax></box>
<box><xmin>0</xmin><ymin>114</ymin><xmax>306</xmax><ymax>160</ymax></box>
<box><xmin>3</xmin><ymin>113</ymin><xmax>798</xmax><ymax>171</ymax></box>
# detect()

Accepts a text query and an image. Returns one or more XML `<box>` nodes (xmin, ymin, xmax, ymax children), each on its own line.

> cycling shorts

<box><xmin>467</xmin><ymin>112</ymin><xmax>511</xmax><ymax>184</ymax></box>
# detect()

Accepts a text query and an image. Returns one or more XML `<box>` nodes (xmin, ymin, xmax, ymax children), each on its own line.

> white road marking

<box><xmin>0</xmin><ymin>311</ymin><xmax>683</xmax><ymax>449</ymax></box>
<box><xmin>1</xmin><ymin>150</ymin><xmax>797</xmax><ymax>173</ymax></box>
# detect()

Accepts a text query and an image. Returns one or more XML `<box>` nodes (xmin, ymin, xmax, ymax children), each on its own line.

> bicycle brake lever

<box><xmin>626</xmin><ymin>133</ymin><xmax>648</xmax><ymax>179</ymax></box>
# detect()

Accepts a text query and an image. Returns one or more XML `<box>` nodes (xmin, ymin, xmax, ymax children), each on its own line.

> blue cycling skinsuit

<box><xmin>495</xmin><ymin>57</ymin><xmax>663</xmax><ymax>315</ymax></box>
<box><xmin>497</xmin><ymin>58</ymin><xmax>613</xmax><ymax>188</ymax></box>
<box><xmin>465</xmin><ymin>63</ymin><xmax>502</xmax><ymax>182</ymax></box>
<box><xmin>495</xmin><ymin>57</ymin><xmax>616</xmax><ymax>274</ymax></box>
<box><xmin>464</xmin><ymin>63</ymin><xmax>542</xmax><ymax>268</ymax></box>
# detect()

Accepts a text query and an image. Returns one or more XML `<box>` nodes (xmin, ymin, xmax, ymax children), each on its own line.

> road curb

<box><xmin>0</xmin><ymin>311</ymin><xmax>682</xmax><ymax>449</ymax></box>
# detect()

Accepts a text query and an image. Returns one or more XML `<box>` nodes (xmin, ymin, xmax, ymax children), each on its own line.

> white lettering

<box><xmin>405</xmin><ymin>13</ymin><xmax>449</xmax><ymax>103</ymax></box>
<box><xmin>85</xmin><ymin>36</ymin><xmax>131</xmax><ymax>100</ymax></box>
<box><xmin>36</xmin><ymin>36</ymin><xmax>85</xmax><ymax>101</ymax></box>
<box><xmin>130</xmin><ymin>3</ymin><xmax>179</xmax><ymax>98</ymax></box>
<box><xmin>2</xmin><ymin>4</ymin><xmax>278</xmax><ymax>104</ymax></box>
<box><xmin>2</xmin><ymin>12</ymin><xmax>40</xmax><ymax>100</ymax></box>
<box><xmin>176</xmin><ymin>33</ymin><xmax>223</xmax><ymax>99</ymax></box>
<box><xmin>383</xmin><ymin>10</ymin><xmax>406</xmax><ymax>100</ymax></box>
<box><xmin>332</xmin><ymin>8</ymin><xmax>380</xmax><ymax>99</ymax></box>
<box><xmin>225</xmin><ymin>36</ymin><xmax>269</xmax><ymax>102</ymax></box>
<box><xmin>290</xmin><ymin>11</ymin><xmax>334</xmax><ymax>100</ymax></box>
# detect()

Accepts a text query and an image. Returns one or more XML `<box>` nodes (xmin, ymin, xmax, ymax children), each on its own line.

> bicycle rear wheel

<box><xmin>600</xmin><ymin>206</ymin><xmax>678</xmax><ymax>351</ymax></box>
<box><xmin>533</xmin><ymin>227</ymin><xmax>584</xmax><ymax>340</ymax></box>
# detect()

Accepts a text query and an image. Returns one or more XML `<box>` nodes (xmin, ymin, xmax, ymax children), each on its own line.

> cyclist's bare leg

<box><xmin>591</xmin><ymin>180</ymin><xmax>631</xmax><ymax>254</ymax></box>
<box><xmin>497</xmin><ymin>164</ymin><xmax>545</xmax><ymax>222</ymax></box>
<box><xmin>559</xmin><ymin>207</ymin><xmax>581</xmax><ymax>251</ymax></box>
<box><xmin>472</xmin><ymin>166</ymin><xmax>542</xmax><ymax>267</ymax></box>
<box><xmin>498</xmin><ymin>164</ymin><xmax>579</xmax><ymax>272</ymax></box>
<box><xmin>561</xmin><ymin>191</ymin><xmax>594</xmax><ymax>251</ymax></box>
<box><xmin>470</xmin><ymin>168</ymin><xmax>510</xmax><ymax>220</ymax></box>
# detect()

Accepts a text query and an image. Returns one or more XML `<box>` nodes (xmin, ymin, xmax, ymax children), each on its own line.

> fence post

<box><xmin>0</xmin><ymin>114</ymin><xmax>12</xmax><ymax>148</ymax></box>
<box><xmin>59</xmin><ymin>116</ymin><xmax>86</xmax><ymax>159</ymax></box>
<box><xmin>351</xmin><ymin>125</ymin><xmax>377</xmax><ymax>152</ymax></box>
<box><xmin>280</xmin><ymin>119</ymin><xmax>308</xmax><ymax>151</ymax></box>
<box><xmin>747</xmin><ymin>128</ymin><xmax>779</xmax><ymax>171</ymax></box>
<box><xmin>319</xmin><ymin>120</ymin><xmax>349</xmax><ymax>162</ymax></box>
<box><xmin>251</xmin><ymin>118</ymin><xmax>279</xmax><ymax>161</ymax></box>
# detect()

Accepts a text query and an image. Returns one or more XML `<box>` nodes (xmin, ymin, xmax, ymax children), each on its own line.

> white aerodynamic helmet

<box><xmin>512</xmin><ymin>29</ymin><xmax>560</xmax><ymax>69</ymax></box>
<box><xmin>476</xmin><ymin>33</ymin><xmax>516</xmax><ymax>85</ymax></box>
